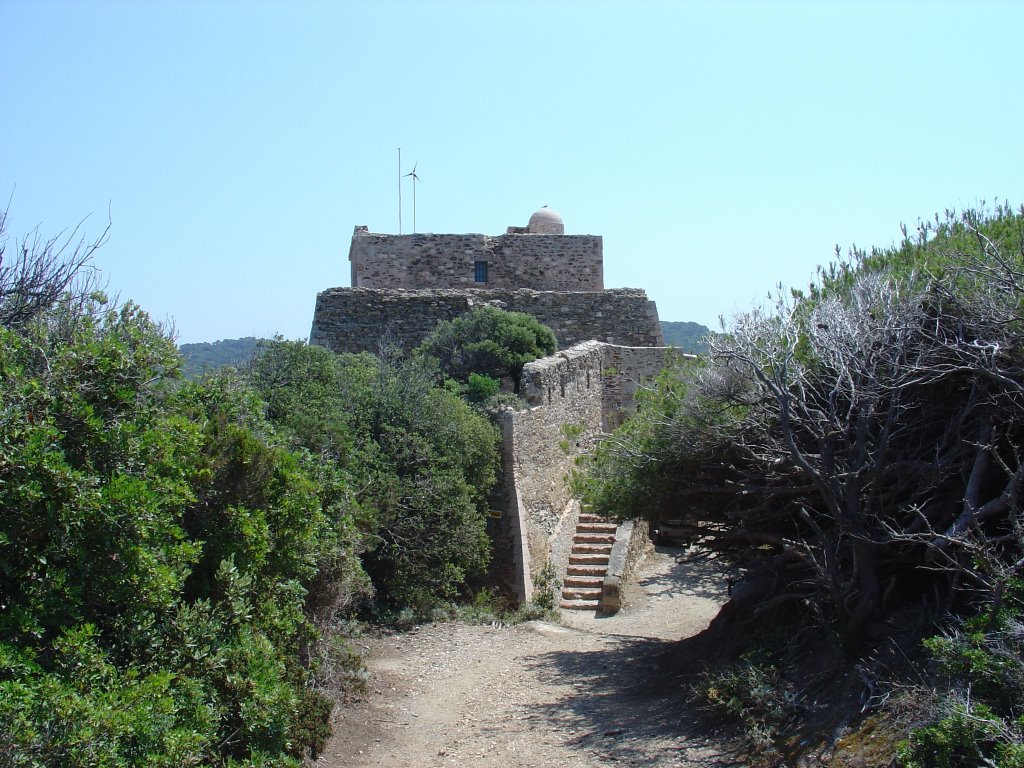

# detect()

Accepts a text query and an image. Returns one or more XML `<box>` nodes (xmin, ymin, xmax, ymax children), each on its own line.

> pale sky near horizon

<box><xmin>3</xmin><ymin>0</ymin><xmax>1022</xmax><ymax>344</ymax></box>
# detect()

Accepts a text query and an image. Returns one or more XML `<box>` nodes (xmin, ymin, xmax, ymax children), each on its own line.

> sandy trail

<box><xmin>320</xmin><ymin>549</ymin><xmax>741</xmax><ymax>768</ymax></box>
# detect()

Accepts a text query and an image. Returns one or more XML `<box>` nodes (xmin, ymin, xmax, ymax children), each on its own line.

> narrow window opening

<box><xmin>474</xmin><ymin>260</ymin><xmax>489</xmax><ymax>283</ymax></box>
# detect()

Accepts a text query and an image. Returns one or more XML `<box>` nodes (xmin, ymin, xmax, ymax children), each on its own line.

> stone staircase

<box><xmin>560</xmin><ymin>513</ymin><xmax>618</xmax><ymax>611</ymax></box>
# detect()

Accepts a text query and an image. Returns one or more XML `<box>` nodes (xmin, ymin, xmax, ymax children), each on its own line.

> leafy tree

<box><xmin>418</xmin><ymin>305</ymin><xmax>556</xmax><ymax>393</ymax></box>
<box><xmin>0</xmin><ymin>238</ymin><xmax>363</xmax><ymax>764</ymax></box>
<box><xmin>246</xmin><ymin>339</ymin><xmax>500</xmax><ymax>612</ymax></box>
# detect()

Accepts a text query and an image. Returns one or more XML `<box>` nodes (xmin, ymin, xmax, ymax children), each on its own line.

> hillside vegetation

<box><xmin>0</xmin><ymin>212</ymin><xmax>506</xmax><ymax>765</ymax></box>
<box><xmin>580</xmin><ymin>204</ymin><xmax>1024</xmax><ymax>766</ymax></box>
<box><xmin>660</xmin><ymin>320</ymin><xmax>711</xmax><ymax>353</ymax></box>
<box><xmin>179</xmin><ymin>336</ymin><xmax>264</xmax><ymax>378</ymax></box>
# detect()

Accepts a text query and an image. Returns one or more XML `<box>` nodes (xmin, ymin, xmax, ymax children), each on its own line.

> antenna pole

<box><xmin>403</xmin><ymin>162</ymin><xmax>420</xmax><ymax>234</ymax></box>
<box><xmin>398</xmin><ymin>147</ymin><xmax>402</xmax><ymax>235</ymax></box>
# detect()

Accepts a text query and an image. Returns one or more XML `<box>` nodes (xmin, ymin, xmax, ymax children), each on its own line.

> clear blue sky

<box><xmin>3</xmin><ymin>0</ymin><xmax>1022</xmax><ymax>344</ymax></box>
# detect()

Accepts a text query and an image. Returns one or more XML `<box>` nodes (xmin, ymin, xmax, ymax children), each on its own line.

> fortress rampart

<box><xmin>497</xmin><ymin>342</ymin><xmax>682</xmax><ymax>601</ymax></box>
<box><xmin>310</xmin><ymin>287</ymin><xmax>663</xmax><ymax>354</ymax></box>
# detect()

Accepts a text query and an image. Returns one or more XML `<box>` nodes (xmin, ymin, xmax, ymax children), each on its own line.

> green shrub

<box><xmin>530</xmin><ymin>561</ymin><xmax>561</xmax><ymax>612</ymax></box>
<box><xmin>697</xmin><ymin>657</ymin><xmax>802</xmax><ymax>762</ymax></box>
<box><xmin>418</xmin><ymin>305</ymin><xmax>557</xmax><ymax>392</ymax></box>
<box><xmin>902</xmin><ymin>602</ymin><xmax>1024</xmax><ymax>768</ymax></box>
<box><xmin>0</xmin><ymin>300</ymin><xmax>351</xmax><ymax>764</ymax></box>
<box><xmin>0</xmin><ymin>629</ymin><xmax>215</xmax><ymax>767</ymax></box>
<box><xmin>466</xmin><ymin>372</ymin><xmax>501</xmax><ymax>403</ymax></box>
<box><xmin>247</xmin><ymin>341</ymin><xmax>500</xmax><ymax>612</ymax></box>
<box><xmin>898</xmin><ymin>701</ymin><xmax>1020</xmax><ymax>768</ymax></box>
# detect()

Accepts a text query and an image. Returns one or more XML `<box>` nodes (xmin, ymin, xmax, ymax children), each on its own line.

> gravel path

<box><xmin>320</xmin><ymin>548</ymin><xmax>740</xmax><ymax>768</ymax></box>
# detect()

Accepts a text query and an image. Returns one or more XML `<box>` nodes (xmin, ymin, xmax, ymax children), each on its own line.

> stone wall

<box><xmin>309</xmin><ymin>287</ymin><xmax>664</xmax><ymax>354</ymax></box>
<box><xmin>601</xmin><ymin>519</ymin><xmax>653</xmax><ymax>614</ymax></box>
<box><xmin>601</xmin><ymin>345</ymin><xmax>690</xmax><ymax>430</ymax></box>
<box><xmin>349</xmin><ymin>230</ymin><xmax>604</xmax><ymax>292</ymax></box>
<box><xmin>502</xmin><ymin>342</ymin><xmax>606</xmax><ymax>596</ymax></box>
<box><xmin>498</xmin><ymin>342</ymin><xmax>674</xmax><ymax>601</ymax></box>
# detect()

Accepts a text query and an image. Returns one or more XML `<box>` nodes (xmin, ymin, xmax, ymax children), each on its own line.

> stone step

<box><xmin>569</xmin><ymin>552</ymin><xmax>610</xmax><ymax>565</ymax></box>
<box><xmin>560</xmin><ymin>598</ymin><xmax>601</xmax><ymax>611</ymax></box>
<box><xmin>571</xmin><ymin>543</ymin><xmax>613</xmax><ymax>554</ymax></box>
<box><xmin>558</xmin><ymin>512</ymin><xmax>618</xmax><ymax>613</ymax></box>
<box><xmin>561</xmin><ymin>587</ymin><xmax>603</xmax><ymax>600</ymax></box>
<box><xmin>563</xmin><ymin>575</ymin><xmax>603</xmax><ymax>588</ymax></box>
<box><xmin>578</xmin><ymin>513</ymin><xmax>609</xmax><ymax>523</ymax></box>
<box><xmin>574</xmin><ymin>533</ymin><xmax>616</xmax><ymax>544</ymax></box>
<box><xmin>566</xmin><ymin>564</ymin><xmax>607</xmax><ymax>577</ymax></box>
<box><xmin>577</xmin><ymin>522</ymin><xmax>618</xmax><ymax>534</ymax></box>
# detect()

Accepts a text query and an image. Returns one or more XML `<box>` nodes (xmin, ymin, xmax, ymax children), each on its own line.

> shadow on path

<box><xmin>518</xmin><ymin>629</ymin><xmax>746</xmax><ymax>766</ymax></box>
<box><xmin>636</xmin><ymin>547</ymin><xmax>728</xmax><ymax>603</ymax></box>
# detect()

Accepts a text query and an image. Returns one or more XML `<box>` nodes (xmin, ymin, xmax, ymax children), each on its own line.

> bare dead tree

<box><xmin>0</xmin><ymin>202</ymin><xmax>110</xmax><ymax>329</ymax></box>
<box><xmin>580</xmin><ymin>207</ymin><xmax>1024</xmax><ymax>652</ymax></box>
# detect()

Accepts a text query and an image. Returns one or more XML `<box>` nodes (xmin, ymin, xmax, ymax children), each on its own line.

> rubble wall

<box><xmin>309</xmin><ymin>287</ymin><xmax>663</xmax><ymax>353</ymax></box>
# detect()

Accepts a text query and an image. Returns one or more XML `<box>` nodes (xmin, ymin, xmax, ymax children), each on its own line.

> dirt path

<box><xmin>320</xmin><ymin>549</ymin><xmax>740</xmax><ymax>768</ymax></box>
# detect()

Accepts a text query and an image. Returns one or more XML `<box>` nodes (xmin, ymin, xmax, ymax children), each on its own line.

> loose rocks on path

<box><xmin>321</xmin><ymin>549</ymin><xmax>740</xmax><ymax>768</ymax></box>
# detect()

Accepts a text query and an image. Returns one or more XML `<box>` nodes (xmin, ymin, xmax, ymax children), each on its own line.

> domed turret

<box><xmin>527</xmin><ymin>206</ymin><xmax>564</xmax><ymax>235</ymax></box>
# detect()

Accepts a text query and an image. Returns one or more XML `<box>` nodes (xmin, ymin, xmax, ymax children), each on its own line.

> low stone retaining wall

<box><xmin>601</xmin><ymin>519</ymin><xmax>652</xmax><ymax>614</ymax></box>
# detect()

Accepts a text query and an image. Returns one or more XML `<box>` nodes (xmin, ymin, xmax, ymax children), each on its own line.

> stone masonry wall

<box><xmin>504</xmin><ymin>342</ymin><xmax>606</xmax><ymax>593</ymax></box>
<box><xmin>309</xmin><ymin>287</ymin><xmax>664</xmax><ymax>354</ymax></box>
<box><xmin>349</xmin><ymin>231</ymin><xmax>604</xmax><ymax>292</ymax></box>
<box><xmin>499</xmin><ymin>342</ymin><xmax>674</xmax><ymax>600</ymax></box>
<box><xmin>601</xmin><ymin>345</ymin><xmax>691</xmax><ymax>430</ymax></box>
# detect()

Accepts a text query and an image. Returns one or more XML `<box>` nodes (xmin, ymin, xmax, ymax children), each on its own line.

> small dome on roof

<box><xmin>527</xmin><ymin>206</ymin><xmax>564</xmax><ymax>234</ymax></box>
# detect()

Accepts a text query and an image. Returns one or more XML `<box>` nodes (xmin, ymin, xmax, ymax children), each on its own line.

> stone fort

<box><xmin>310</xmin><ymin>207</ymin><xmax>664</xmax><ymax>353</ymax></box>
<box><xmin>310</xmin><ymin>208</ymin><xmax>676</xmax><ymax>608</ymax></box>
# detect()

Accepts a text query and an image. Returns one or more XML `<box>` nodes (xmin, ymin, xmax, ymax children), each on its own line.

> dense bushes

<box><xmin>579</xmin><ymin>204</ymin><xmax>1024</xmax><ymax>763</ymax></box>
<box><xmin>0</xmin><ymin>299</ymin><xmax>350</xmax><ymax>764</ymax></box>
<box><xmin>898</xmin><ymin>586</ymin><xmax>1024</xmax><ymax>767</ymax></box>
<box><xmin>0</xmin><ymin>230</ymin><xmax>501</xmax><ymax>763</ymax></box>
<box><xmin>247</xmin><ymin>340</ymin><xmax>499</xmax><ymax>611</ymax></box>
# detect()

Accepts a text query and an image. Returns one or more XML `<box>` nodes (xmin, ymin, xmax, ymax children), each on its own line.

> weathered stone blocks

<box><xmin>309</xmin><ymin>287</ymin><xmax>664</xmax><ymax>354</ymax></box>
<box><xmin>349</xmin><ymin>231</ymin><xmax>603</xmax><ymax>292</ymax></box>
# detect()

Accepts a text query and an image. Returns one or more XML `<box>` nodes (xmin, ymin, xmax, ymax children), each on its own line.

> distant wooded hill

<box><xmin>181</xmin><ymin>322</ymin><xmax>711</xmax><ymax>376</ymax></box>
<box><xmin>660</xmin><ymin>321</ymin><xmax>711</xmax><ymax>353</ymax></box>
<box><xmin>178</xmin><ymin>336</ymin><xmax>265</xmax><ymax>378</ymax></box>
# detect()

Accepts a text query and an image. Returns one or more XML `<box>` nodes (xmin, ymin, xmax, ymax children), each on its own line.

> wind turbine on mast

<box><xmin>404</xmin><ymin>162</ymin><xmax>421</xmax><ymax>233</ymax></box>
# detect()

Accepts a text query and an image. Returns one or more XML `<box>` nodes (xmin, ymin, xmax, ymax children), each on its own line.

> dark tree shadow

<box><xmin>501</xmin><ymin>629</ymin><xmax>747</xmax><ymax>766</ymax></box>
<box><xmin>587</xmin><ymin>547</ymin><xmax>730</xmax><ymax>625</ymax></box>
<box><xmin>639</xmin><ymin>547</ymin><xmax>730</xmax><ymax>603</ymax></box>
